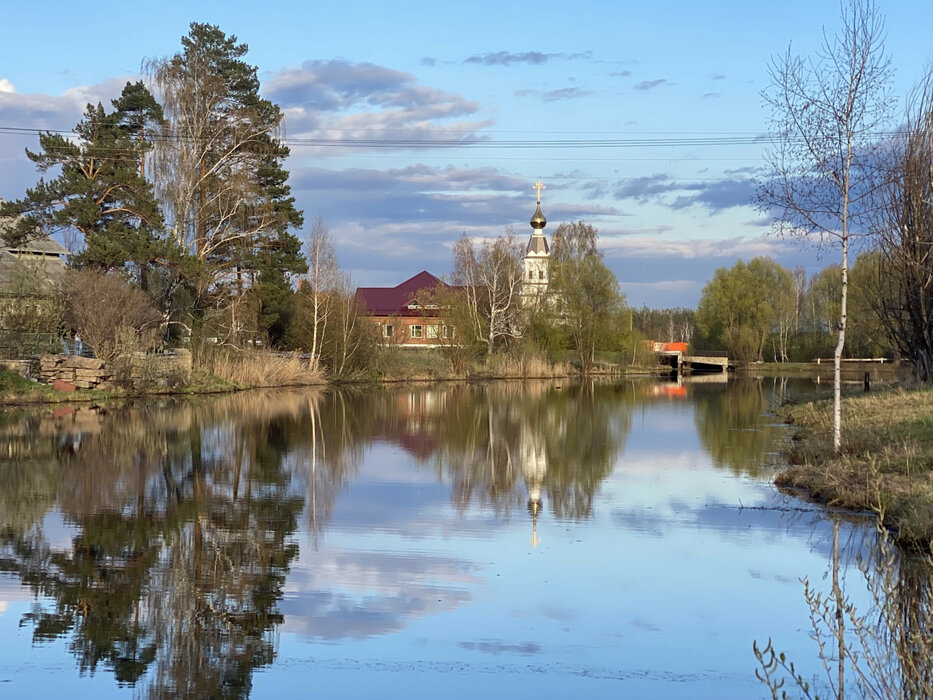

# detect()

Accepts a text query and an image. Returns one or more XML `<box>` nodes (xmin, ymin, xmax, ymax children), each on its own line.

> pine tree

<box><xmin>0</xmin><ymin>82</ymin><xmax>185</xmax><ymax>296</ymax></box>
<box><xmin>148</xmin><ymin>23</ymin><xmax>306</xmax><ymax>345</ymax></box>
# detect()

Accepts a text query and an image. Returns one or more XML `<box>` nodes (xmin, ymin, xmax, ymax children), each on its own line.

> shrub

<box><xmin>61</xmin><ymin>269</ymin><xmax>162</xmax><ymax>363</ymax></box>
<box><xmin>0</xmin><ymin>259</ymin><xmax>65</xmax><ymax>358</ymax></box>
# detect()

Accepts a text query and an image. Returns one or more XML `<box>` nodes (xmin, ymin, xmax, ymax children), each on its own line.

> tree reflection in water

<box><xmin>342</xmin><ymin>381</ymin><xmax>636</xmax><ymax>520</ymax></box>
<box><xmin>0</xmin><ymin>394</ymin><xmax>314</xmax><ymax>698</ymax></box>
<box><xmin>693</xmin><ymin>377</ymin><xmax>785</xmax><ymax>477</ymax></box>
<box><xmin>0</xmin><ymin>379</ymin><xmax>840</xmax><ymax>696</ymax></box>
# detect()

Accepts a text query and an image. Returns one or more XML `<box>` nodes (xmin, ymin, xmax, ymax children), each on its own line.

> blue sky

<box><xmin>1</xmin><ymin>0</ymin><xmax>931</xmax><ymax>307</ymax></box>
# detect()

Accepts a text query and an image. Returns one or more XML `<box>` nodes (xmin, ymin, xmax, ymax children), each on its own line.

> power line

<box><xmin>1</xmin><ymin>123</ymin><xmax>905</xmax><ymax>152</ymax></box>
<box><xmin>0</xmin><ymin>123</ymin><xmax>778</xmax><ymax>149</ymax></box>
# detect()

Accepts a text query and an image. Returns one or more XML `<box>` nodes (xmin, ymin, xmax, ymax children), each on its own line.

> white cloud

<box><xmin>265</xmin><ymin>59</ymin><xmax>491</xmax><ymax>154</ymax></box>
<box><xmin>0</xmin><ymin>79</ymin><xmax>15</xmax><ymax>94</ymax></box>
<box><xmin>601</xmin><ymin>234</ymin><xmax>785</xmax><ymax>260</ymax></box>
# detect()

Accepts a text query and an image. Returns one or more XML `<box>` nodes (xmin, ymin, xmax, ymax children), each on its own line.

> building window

<box><xmin>442</xmin><ymin>325</ymin><xmax>454</xmax><ymax>339</ymax></box>
<box><xmin>427</xmin><ymin>325</ymin><xmax>439</xmax><ymax>339</ymax></box>
<box><xmin>383</xmin><ymin>324</ymin><xmax>394</xmax><ymax>338</ymax></box>
<box><xmin>528</xmin><ymin>270</ymin><xmax>533</xmax><ymax>280</ymax></box>
<box><xmin>538</xmin><ymin>270</ymin><xmax>545</xmax><ymax>280</ymax></box>
<box><xmin>410</xmin><ymin>325</ymin><xmax>423</xmax><ymax>339</ymax></box>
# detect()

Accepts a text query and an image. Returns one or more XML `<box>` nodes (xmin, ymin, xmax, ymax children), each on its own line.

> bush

<box><xmin>61</xmin><ymin>269</ymin><xmax>162</xmax><ymax>363</ymax></box>
<box><xmin>0</xmin><ymin>259</ymin><xmax>65</xmax><ymax>358</ymax></box>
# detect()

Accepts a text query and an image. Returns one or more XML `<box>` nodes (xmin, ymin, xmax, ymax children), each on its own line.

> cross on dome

<box><xmin>533</xmin><ymin>181</ymin><xmax>545</xmax><ymax>203</ymax></box>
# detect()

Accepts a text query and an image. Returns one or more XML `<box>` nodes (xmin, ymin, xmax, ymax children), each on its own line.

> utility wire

<box><xmin>0</xmin><ymin>123</ymin><xmax>781</xmax><ymax>149</ymax></box>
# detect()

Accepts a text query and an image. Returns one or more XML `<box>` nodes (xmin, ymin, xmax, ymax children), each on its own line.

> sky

<box><xmin>1</xmin><ymin>0</ymin><xmax>932</xmax><ymax>308</ymax></box>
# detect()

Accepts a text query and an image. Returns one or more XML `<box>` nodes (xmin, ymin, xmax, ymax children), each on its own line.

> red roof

<box><xmin>355</xmin><ymin>271</ymin><xmax>449</xmax><ymax>317</ymax></box>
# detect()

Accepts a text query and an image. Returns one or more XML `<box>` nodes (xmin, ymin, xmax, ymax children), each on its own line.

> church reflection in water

<box><xmin>0</xmin><ymin>378</ymin><xmax>853</xmax><ymax>697</ymax></box>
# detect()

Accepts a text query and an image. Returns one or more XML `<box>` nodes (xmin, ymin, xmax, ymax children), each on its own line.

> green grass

<box><xmin>777</xmin><ymin>386</ymin><xmax>933</xmax><ymax>551</ymax></box>
<box><xmin>0</xmin><ymin>369</ymin><xmax>57</xmax><ymax>403</ymax></box>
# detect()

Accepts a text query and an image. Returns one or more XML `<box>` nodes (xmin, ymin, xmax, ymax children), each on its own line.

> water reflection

<box><xmin>0</xmin><ymin>383</ymin><xmax>637</xmax><ymax>695</ymax></box>
<box><xmin>0</xmin><ymin>394</ymin><xmax>310</xmax><ymax>698</ymax></box>
<box><xmin>694</xmin><ymin>376</ymin><xmax>784</xmax><ymax>477</ymax></box>
<box><xmin>0</xmin><ymin>379</ymin><xmax>926</xmax><ymax>697</ymax></box>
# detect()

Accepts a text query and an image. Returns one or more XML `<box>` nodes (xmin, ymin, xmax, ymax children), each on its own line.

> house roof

<box><xmin>355</xmin><ymin>270</ymin><xmax>449</xmax><ymax>317</ymax></box>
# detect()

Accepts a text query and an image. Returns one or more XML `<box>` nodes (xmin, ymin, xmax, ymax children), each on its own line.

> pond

<box><xmin>0</xmin><ymin>377</ymin><xmax>894</xmax><ymax>697</ymax></box>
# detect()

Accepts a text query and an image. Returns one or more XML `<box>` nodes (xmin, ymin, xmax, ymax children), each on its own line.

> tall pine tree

<box><xmin>0</xmin><ymin>82</ymin><xmax>186</xmax><ymax>297</ymax></box>
<box><xmin>147</xmin><ymin>23</ymin><xmax>306</xmax><ymax>346</ymax></box>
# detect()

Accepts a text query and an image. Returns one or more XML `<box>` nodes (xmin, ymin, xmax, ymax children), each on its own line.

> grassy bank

<box><xmin>0</xmin><ymin>368</ymin><xmax>238</xmax><ymax>405</ymax></box>
<box><xmin>777</xmin><ymin>386</ymin><xmax>933</xmax><ymax>550</ymax></box>
<box><xmin>0</xmin><ymin>346</ymin><xmax>655</xmax><ymax>404</ymax></box>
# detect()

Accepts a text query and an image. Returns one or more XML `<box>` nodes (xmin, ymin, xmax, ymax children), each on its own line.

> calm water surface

<box><xmin>0</xmin><ymin>377</ymin><xmax>883</xmax><ymax>697</ymax></box>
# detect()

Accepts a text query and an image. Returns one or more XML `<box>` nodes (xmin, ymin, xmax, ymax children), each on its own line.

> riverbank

<box><xmin>776</xmin><ymin>386</ymin><xmax>933</xmax><ymax>551</ymax></box>
<box><xmin>0</xmin><ymin>348</ymin><xmax>652</xmax><ymax>405</ymax></box>
<box><xmin>0</xmin><ymin>367</ymin><xmax>241</xmax><ymax>405</ymax></box>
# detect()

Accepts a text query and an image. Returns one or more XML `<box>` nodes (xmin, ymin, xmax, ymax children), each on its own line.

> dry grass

<box><xmin>197</xmin><ymin>350</ymin><xmax>325</xmax><ymax>388</ymax></box>
<box><xmin>777</xmin><ymin>387</ymin><xmax>933</xmax><ymax>550</ymax></box>
<box><xmin>479</xmin><ymin>352</ymin><xmax>572</xmax><ymax>379</ymax></box>
<box><xmin>372</xmin><ymin>349</ymin><xmax>574</xmax><ymax>381</ymax></box>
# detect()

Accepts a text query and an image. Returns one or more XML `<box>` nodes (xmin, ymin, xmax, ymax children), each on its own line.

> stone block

<box><xmin>63</xmin><ymin>356</ymin><xmax>105</xmax><ymax>371</ymax></box>
<box><xmin>52</xmin><ymin>379</ymin><xmax>76</xmax><ymax>392</ymax></box>
<box><xmin>40</xmin><ymin>355</ymin><xmax>65</xmax><ymax>370</ymax></box>
<box><xmin>74</xmin><ymin>369</ymin><xmax>107</xmax><ymax>381</ymax></box>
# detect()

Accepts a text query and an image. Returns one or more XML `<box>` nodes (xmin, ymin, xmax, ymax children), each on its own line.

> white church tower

<box><xmin>522</xmin><ymin>181</ymin><xmax>550</xmax><ymax>304</ymax></box>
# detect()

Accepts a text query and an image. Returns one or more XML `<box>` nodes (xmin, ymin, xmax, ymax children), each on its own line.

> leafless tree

<box><xmin>301</xmin><ymin>217</ymin><xmax>339</xmax><ymax>370</ymax></box>
<box><xmin>792</xmin><ymin>266</ymin><xmax>808</xmax><ymax>337</ymax></box>
<box><xmin>60</xmin><ymin>269</ymin><xmax>163</xmax><ymax>362</ymax></box>
<box><xmin>452</xmin><ymin>229</ymin><xmax>524</xmax><ymax>353</ymax></box>
<box><xmin>874</xmin><ymin>71</ymin><xmax>933</xmax><ymax>381</ymax></box>
<box><xmin>147</xmin><ymin>64</ymin><xmax>279</xmax><ymax>290</ymax></box>
<box><xmin>143</xmin><ymin>24</ymin><xmax>303</xmax><ymax>332</ymax></box>
<box><xmin>330</xmin><ymin>272</ymin><xmax>365</xmax><ymax>377</ymax></box>
<box><xmin>758</xmin><ymin>0</ymin><xmax>894</xmax><ymax>451</ymax></box>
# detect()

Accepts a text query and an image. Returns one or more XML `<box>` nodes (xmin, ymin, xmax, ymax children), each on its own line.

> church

<box><xmin>521</xmin><ymin>181</ymin><xmax>551</xmax><ymax>305</ymax></box>
<box><xmin>355</xmin><ymin>182</ymin><xmax>552</xmax><ymax>347</ymax></box>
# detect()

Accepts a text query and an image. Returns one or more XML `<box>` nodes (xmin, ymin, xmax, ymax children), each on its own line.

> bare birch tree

<box><xmin>452</xmin><ymin>229</ymin><xmax>524</xmax><ymax>353</ymax></box>
<box><xmin>330</xmin><ymin>272</ymin><xmax>366</xmax><ymax>377</ymax></box>
<box><xmin>302</xmin><ymin>217</ymin><xmax>339</xmax><ymax>370</ymax></box>
<box><xmin>758</xmin><ymin>0</ymin><xmax>894</xmax><ymax>451</ymax></box>
<box><xmin>145</xmin><ymin>23</ymin><xmax>304</xmax><ymax>339</ymax></box>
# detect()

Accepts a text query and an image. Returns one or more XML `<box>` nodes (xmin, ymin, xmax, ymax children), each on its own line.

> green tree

<box><xmin>147</xmin><ymin>23</ymin><xmax>306</xmax><ymax>345</ymax></box>
<box><xmin>549</xmin><ymin>222</ymin><xmax>626</xmax><ymax>373</ymax></box>
<box><xmin>801</xmin><ymin>265</ymin><xmax>842</xmax><ymax>359</ymax></box>
<box><xmin>847</xmin><ymin>251</ymin><xmax>891</xmax><ymax>358</ymax></box>
<box><xmin>696</xmin><ymin>258</ymin><xmax>793</xmax><ymax>362</ymax></box>
<box><xmin>0</xmin><ymin>83</ymin><xmax>181</xmax><ymax>296</ymax></box>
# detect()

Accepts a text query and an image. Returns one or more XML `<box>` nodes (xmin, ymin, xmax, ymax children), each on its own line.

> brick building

<box><xmin>355</xmin><ymin>270</ymin><xmax>457</xmax><ymax>347</ymax></box>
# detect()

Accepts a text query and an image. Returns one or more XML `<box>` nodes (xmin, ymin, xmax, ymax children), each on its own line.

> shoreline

<box><xmin>773</xmin><ymin>385</ymin><xmax>933</xmax><ymax>552</ymax></box>
<box><xmin>0</xmin><ymin>365</ymin><xmax>648</xmax><ymax>407</ymax></box>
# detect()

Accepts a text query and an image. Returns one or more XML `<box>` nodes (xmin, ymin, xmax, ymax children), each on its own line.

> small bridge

<box><xmin>658</xmin><ymin>350</ymin><xmax>730</xmax><ymax>374</ymax></box>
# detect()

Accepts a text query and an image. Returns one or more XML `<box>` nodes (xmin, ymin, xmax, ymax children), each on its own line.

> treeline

<box><xmin>693</xmin><ymin>255</ymin><xmax>889</xmax><ymax>363</ymax></box>
<box><xmin>1</xmin><ymin>23</ymin><xmax>304</xmax><ymax>357</ymax></box>
<box><xmin>302</xmin><ymin>219</ymin><xmax>636</xmax><ymax>377</ymax></box>
<box><xmin>0</xmin><ymin>22</ymin><xmax>640</xmax><ymax>380</ymax></box>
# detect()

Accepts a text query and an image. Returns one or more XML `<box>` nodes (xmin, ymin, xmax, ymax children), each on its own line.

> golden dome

<box><xmin>530</xmin><ymin>201</ymin><xmax>546</xmax><ymax>230</ymax></box>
